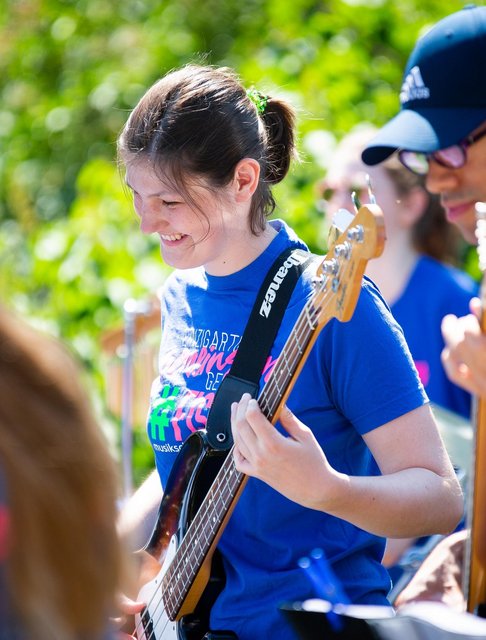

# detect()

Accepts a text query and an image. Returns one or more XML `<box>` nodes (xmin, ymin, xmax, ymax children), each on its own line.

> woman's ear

<box><xmin>233</xmin><ymin>158</ymin><xmax>260</xmax><ymax>202</ymax></box>
<box><xmin>400</xmin><ymin>186</ymin><xmax>429</xmax><ymax>228</ymax></box>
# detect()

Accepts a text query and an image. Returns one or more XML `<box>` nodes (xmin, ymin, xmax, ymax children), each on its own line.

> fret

<box><xmin>280</xmin><ymin>349</ymin><xmax>296</xmax><ymax>377</ymax></box>
<box><xmin>293</xmin><ymin>331</ymin><xmax>305</xmax><ymax>355</ymax></box>
<box><xmin>172</xmin><ymin>580</ymin><xmax>182</xmax><ymax>603</ymax></box>
<box><xmin>294</xmin><ymin>340</ymin><xmax>304</xmax><ymax>355</ymax></box>
<box><xmin>258</xmin><ymin>395</ymin><xmax>271</xmax><ymax>415</ymax></box>
<box><xmin>182</xmin><ymin>558</ymin><xmax>191</xmax><ymax>581</ymax></box>
<box><xmin>304</xmin><ymin>304</ymin><xmax>317</xmax><ymax>330</ymax></box>
<box><xmin>270</xmin><ymin>375</ymin><xmax>285</xmax><ymax>398</ymax></box>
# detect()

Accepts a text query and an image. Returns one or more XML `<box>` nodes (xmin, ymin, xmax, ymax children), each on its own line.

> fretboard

<box><xmin>161</xmin><ymin>288</ymin><xmax>322</xmax><ymax>619</ymax></box>
<box><xmin>158</xmin><ymin>203</ymin><xmax>385</xmax><ymax>620</ymax></box>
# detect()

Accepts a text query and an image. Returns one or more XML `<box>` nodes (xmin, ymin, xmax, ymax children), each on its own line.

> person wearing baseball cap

<box><xmin>364</xmin><ymin>4</ymin><xmax>486</xmax><ymax>399</ymax></box>
<box><xmin>362</xmin><ymin>5</ymin><xmax>486</xmax><ymax>610</ymax></box>
<box><xmin>363</xmin><ymin>4</ymin><xmax>486</xmax><ymax>247</ymax></box>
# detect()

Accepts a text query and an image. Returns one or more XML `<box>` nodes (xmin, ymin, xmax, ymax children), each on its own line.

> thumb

<box><xmin>441</xmin><ymin>313</ymin><xmax>458</xmax><ymax>345</ymax></box>
<box><xmin>278</xmin><ymin>404</ymin><xmax>308</xmax><ymax>440</ymax></box>
<box><xmin>117</xmin><ymin>593</ymin><xmax>146</xmax><ymax>614</ymax></box>
<box><xmin>470</xmin><ymin>296</ymin><xmax>482</xmax><ymax>320</ymax></box>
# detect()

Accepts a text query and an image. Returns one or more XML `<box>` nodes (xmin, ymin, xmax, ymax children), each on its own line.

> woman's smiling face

<box><xmin>125</xmin><ymin>159</ymin><xmax>238</xmax><ymax>274</ymax></box>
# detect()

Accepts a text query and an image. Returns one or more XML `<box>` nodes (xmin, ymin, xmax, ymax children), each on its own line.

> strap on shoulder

<box><xmin>206</xmin><ymin>247</ymin><xmax>314</xmax><ymax>450</ymax></box>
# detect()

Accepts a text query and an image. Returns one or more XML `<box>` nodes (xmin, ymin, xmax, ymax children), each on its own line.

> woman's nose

<box><xmin>136</xmin><ymin>200</ymin><xmax>160</xmax><ymax>235</ymax></box>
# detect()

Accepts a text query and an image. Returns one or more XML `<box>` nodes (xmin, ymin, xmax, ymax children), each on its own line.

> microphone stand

<box><xmin>121</xmin><ymin>298</ymin><xmax>153</xmax><ymax>499</ymax></box>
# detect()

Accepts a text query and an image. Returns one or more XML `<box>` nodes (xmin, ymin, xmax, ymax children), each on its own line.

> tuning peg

<box><xmin>321</xmin><ymin>259</ymin><xmax>339</xmax><ymax>275</ymax></box>
<box><xmin>351</xmin><ymin>191</ymin><xmax>361</xmax><ymax>213</ymax></box>
<box><xmin>365</xmin><ymin>174</ymin><xmax>377</xmax><ymax>204</ymax></box>
<box><xmin>347</xmin><ymin>225</ymin><xmax>364</xmax><ymax>242</ymax></box>
<box><xmin>334</xmin><ymin>242</ymin><xmax>351</xmax><ymax>259</ymax></box>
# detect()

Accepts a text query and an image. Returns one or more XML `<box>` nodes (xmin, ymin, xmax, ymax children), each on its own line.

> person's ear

<box><xmin>233</xmin><ymin>158</ymin><xmax>260</xmax><ymax>202</ymax></box>
<box><xmin>400</xmin><ymin>186</ymin><xmax>429</xmax><ymax>227</ymax></box>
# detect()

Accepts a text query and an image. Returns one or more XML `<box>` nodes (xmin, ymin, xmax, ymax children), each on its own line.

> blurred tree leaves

<box><xmin>0</xmin><ymin>0</ymin><xmax>469</xmax><ymax>476</ymax></box>
<box><xmin>1</xmin><ymin>0</ymin><xmax>467</xmax><ymax>302</ymax></box>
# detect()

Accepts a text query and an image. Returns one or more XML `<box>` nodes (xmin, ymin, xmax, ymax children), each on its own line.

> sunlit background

<box><xmin>0</xmin><ymin>0</ymin><xmax>476</xmax><ymax>486</ymax></box>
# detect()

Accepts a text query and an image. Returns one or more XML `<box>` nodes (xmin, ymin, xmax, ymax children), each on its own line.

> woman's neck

<box><xmin>205</xmin><ymin>223</ymin><xmax>278</xmax><ymax>276</ymax></box>
<box><xmin>366</xmin><ymin>235</ymin><xmax>419</xmax><ymax>306</ymax></box>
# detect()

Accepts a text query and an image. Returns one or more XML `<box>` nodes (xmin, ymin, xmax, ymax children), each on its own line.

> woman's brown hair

<box><xmin>0</xmin><ymin>307</ymin><xmax>128</xmax><ymax>639</ymax></box>
<box><xmin>117</xmin><ymin>64</ymin><xmax>298</xmax><ymax>234</ymax></box>
<box><xmin>382</xmin><ymin>153</ymin><xmax>462</xmax><ymax>264</ymax></box>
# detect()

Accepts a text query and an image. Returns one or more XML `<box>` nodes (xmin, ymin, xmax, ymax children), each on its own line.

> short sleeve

<box><xmin>321</xmin><ymin>279</ymin><xmax>428</xmax><ymax>434</ymax></box>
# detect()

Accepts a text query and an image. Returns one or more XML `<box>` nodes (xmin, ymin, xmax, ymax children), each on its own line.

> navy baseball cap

<box><xmin>362</xmin><ymin>5</ymin><xmax>486</xmax><ymax>166</ymax></box>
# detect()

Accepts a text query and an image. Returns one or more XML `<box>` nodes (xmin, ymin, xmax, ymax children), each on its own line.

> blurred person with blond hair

<box><xmin>320</xmin><ymin>125</ymin><xmax>477</xmax><ymax>577</ymax></box>
<box><xmin>320</xmin><ymin>124</ymin><xmax>478</xmax><ymax>421</ymax></box>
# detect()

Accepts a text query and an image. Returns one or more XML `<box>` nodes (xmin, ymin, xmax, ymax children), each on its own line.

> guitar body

<box><xmin>135</xmin><ymin>430</ymin><xmax>229</xmax><ymax>640</ymax></box>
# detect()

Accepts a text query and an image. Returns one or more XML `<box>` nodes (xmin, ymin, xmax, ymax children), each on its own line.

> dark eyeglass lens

<box><xmin>433</xmin><ymin>145</ymin><xmax>466</xmax><ymax>169</ymax></box>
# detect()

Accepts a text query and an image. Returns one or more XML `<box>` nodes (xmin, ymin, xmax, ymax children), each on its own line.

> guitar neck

<box><xmin>161</xmin><ymin>288</ymin><xmax>322</xmax><ymax>619</ymax></box>
<box><xmin>160</xmin><ymin>204</ymin><xmax>385</xmax><ymax>621</ymax></box>
<box><xmin>466</xmin><ymin>203</ymin><xmax>486</xmax><ymax>615</ymax></box>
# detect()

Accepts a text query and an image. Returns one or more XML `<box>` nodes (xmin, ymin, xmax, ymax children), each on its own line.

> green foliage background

<box><xmin>0</xmin><ymin>0</ymin><xmax>477</xmax><ymax>484</ymax></box>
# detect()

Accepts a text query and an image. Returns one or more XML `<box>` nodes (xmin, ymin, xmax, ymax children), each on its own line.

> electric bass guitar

<box><xmin>465</xmin><ymin>202</ymin><xmax>486</xmax><ymax>616</ymax></box>
<box><xmin>132</xmin><ymin>203</ymin><xmax>385</xmax><ymax>639</ymax></box>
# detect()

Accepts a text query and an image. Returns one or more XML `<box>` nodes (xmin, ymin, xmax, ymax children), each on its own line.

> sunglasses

<box><xmin>398</xmin><ymin>127</ymin><xmax>486</xmax><ymax>176</ymax></box>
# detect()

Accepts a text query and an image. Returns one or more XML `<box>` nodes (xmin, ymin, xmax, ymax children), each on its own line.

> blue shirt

<box><xmin>148</xmin><ymin>220</ymin><xmax>427</xmax><ymax>640</ymax></box>
<box><xmin>391</xmin><ymin>256</ymin><xmax>478</xmax><ymax>419</ymax></box>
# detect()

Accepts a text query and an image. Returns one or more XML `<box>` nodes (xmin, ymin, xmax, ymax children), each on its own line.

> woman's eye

<box><xmin>162</xmin><ymin>200</ymin><xmax>180</xmax><ymax>208</ymax></box>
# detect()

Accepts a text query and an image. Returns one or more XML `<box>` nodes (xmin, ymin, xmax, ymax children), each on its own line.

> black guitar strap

<box><xmin>206</xmin><ymin>246</ymin><xmax>315</xmax><ymax>450</ymax></box>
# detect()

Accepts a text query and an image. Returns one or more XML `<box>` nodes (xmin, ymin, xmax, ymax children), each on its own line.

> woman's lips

<box><xmin>160</xmin><ymin>233</ymin><xmax>187</xmax><ymax>245</ymax></box>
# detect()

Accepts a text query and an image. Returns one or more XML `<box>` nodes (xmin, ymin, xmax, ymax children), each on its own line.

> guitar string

<box><xmin>132</xmin><ymin>250</ymin><xmax>354</xmax><ymax>639</ymax></box>
<box><xmin>133</xmin><ymin>445</ymin><xmax>245</xmax><ymax>639</ymax></box>
<box><xmin>259</xmin><ymin>252</ymin><xmax>357</xmax><ymax>415</ymax></box>
<box><xmin>131</xmin><ymin>286</ymin><xmax>327</xmax><ymax>639</ymax></box>
<box><xmin>135</xmin><ymin>277</ymin><xmax>333</xmax><ymax>636</ymax></box>
<box><xmin>132</xmin><ymin>245</ymin><xmax>356</xmax><ymax>638</ymax></box>
<box><xmin>131</xmin><ymin>286</ymin><xmax>340</xmax><ymax>635</ymax></box>
<box><xmin>132</xmin><ymin>251</ymin><xmax>354</xmax><ymax>639</ymax></box>
<box><xmin>132</xmin><ymin>452</ymin><xmax>240</xmax><ymax>639</ymax></box>
<box><xmin>258</xmin><ymin>289</ymin><xmax>321</xmax><ymax>415</ymax></box>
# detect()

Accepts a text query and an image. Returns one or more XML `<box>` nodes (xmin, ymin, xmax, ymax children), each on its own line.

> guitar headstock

<box><xmin>312</xmin><ymin>203</ymin><xmax>385</xmax><ymax>327</ymax></box>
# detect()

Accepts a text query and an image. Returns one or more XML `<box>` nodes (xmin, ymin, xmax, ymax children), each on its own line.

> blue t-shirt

<box><xmin>391</xmin><ymin>256</ymin><xmax>478</xmax><ymax>419</ymax></box>
<box><xmin>147</xmin><ymin>219</ymin><xmax>427</xmax><ymax>640</ymax></box>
